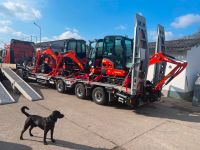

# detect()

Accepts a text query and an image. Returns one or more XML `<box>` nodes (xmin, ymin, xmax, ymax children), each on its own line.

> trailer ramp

<box><xmin>0</xmin><ymin>82</ymin><xmax>15</xmax><ymax>104</ymax></box>
<box><xmin>1</xmin><ymin>68</ymin><xmax>42</xmax><ymax>101</ymax></box>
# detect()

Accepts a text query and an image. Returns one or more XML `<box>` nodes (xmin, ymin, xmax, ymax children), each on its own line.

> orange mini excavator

<box><xmin>88</xmin><ymin>36</ymin><xmax>133</xmax><ymax>84</ymax></box>
<box><xmin>32</xmin><ymin>47</ymin><xmax>58</xmax><ymax>74</ymax></box>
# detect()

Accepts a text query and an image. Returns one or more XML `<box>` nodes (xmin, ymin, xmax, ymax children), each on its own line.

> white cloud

<box><xmin>149</xmin><ymin>30</ymin><xmax>176</xmax><ymax>41</ymax></box>
<box><xmin>165</xmin><ymin>31</ymin><xmax>174</xmax><ymax>40</ymax></box>
<box><xmin>0</xmin><ymin>20</ymin><xmax>12</xmax><ymax>25</ymax></box>
<box><xmin>0</xmin><ymin>26</ymin><xmax>13</xmax><ymax>33</ymax></box>
<box><xmin>0</xmin><ymin>1</ymin><xmax>42</xmax><ymax>44</ymax></box>
<box><xmin>40</xmin><ymin>28</ymin><xmax>82</xmax><ymax>42</ymax></box>
<box><xmin>171</xmin><ymin>13</ymin><xmax>200</xmax><ymax>28</ymax></box>
<box><xmin>0</xmin><ymin>0</ymin><xmax>42</xmax><ymax>21</ymax></box>
<box><xmin>115</xmin><ymin>25</ymin><xmax>126</xmax><ymax>30</ymax></box>
<box><xmin>138</xmin><ymin>12</ymin><xmax>143</xmax><ymax>16</ymax></box>
<box><xmin>54</xmin><ymin>28</ymin><xmax>82</xmax><ymax>40</ymax></box>
<box><xmin>0</xmin><ymin>23</ymin><xmax>27</xmax><ymax>39</ymax></box>
<box><xmin>54</xmin><ymin>31</ymin><xmax>81</xmax><ymax>40</ymax></box>
<box><xmin>12</xmin><ymin>31</ymin><xmax>27</xmax><ymax>37</ymax></box>
<box><xmin>42</xmin><ymin>37</ymin><xmax>50</xmax><ymax>42</ymax></box>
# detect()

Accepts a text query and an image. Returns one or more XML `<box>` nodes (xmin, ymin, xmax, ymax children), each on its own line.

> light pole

<box><xmin>34</xmin><ymin>22</ymin><xmax>41</xmax><ymax>44</ymax></box>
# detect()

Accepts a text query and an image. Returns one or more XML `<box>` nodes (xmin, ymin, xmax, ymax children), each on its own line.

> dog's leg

<box><xmin>50</xmin><ymin>127</ymin><xmax>55</xmax><ymax>143</ymax></box>
<box><xmin>29</xmin><ymin>126</ymin><xmax>34</xmax><ymax>136</ymax></box>
<box><xmin>20</xmin><ymin>120</ymin><xmax>31</xmax><ymax>140</ymax></box>
<box><xmin>43</xmin><ymin>129</ymin><xmax>48</xmax><ymax>145</ymax></box>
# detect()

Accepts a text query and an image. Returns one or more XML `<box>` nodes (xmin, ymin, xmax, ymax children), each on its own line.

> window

<box><xmin>96</xmin><ymin>41</ymin><xmax>103</xmax><ymax>56</ymax></box>
<box><xmin>125</xmin><ymin>39</ymin><xmax>132</xmax><ymax>68</ymax></box>
<box><xmin>82</xmin><ymin>43</ymin><xmax>86</xmax><ymax>54</ymax></box>
<box><xmin>67</xmin><ymin>41</ymin><xmax>76</xmax><ymax>52</ymax></box>
<box><xmin>88</xmin><ymin>42</ymin><xmax>97</xmax><ymax>59</ymax></box>
<box><xmin>104</xmin><ymin>38</ymin><xmax>114</xmax><ymax>56</ymax></box>
<box><xmin>115</xmin><ymin>39</ymin><xmax>123</xmax><ymax>57</ymax></box>
<box><xmin>77</xmin><ymin>42</ymin><xmax>81</xmax><ymax>53</ymax></box>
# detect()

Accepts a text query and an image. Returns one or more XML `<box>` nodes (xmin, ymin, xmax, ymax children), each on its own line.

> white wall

<box><xmin>185</xmin><ymin>45</ymin><xmax>200</xmax><ymax>92</ymax></box>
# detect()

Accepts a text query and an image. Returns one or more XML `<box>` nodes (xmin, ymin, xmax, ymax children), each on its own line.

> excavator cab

<box><xmin>89</xmin><ymin>36</ymin><xmax>133</xmax><ymax>78</ymax></box>
<box><xmin>103</xmin><ymin>36</ymin><xmax>133</xmax><ymax>69</ymax></box>
<box><xmin>88</xmin><ymin>39</ymin><xmax>104</xmax><ymax>72</ymax></box>
<box><xmin>64</xmin><ymin>39</ymin><xmax>87</xmax><ymax>65</ymax></box>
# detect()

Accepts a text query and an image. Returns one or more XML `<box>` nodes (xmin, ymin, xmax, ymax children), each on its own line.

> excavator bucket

<box><xmin>153</xmin><ymin>25</ymin><xmax>166</xmax><ymax>86</ymax></box>
<box><xmin>131</xmin><ymin>13</ymin><xmax>149</xmax><ymax>95</ymax></box>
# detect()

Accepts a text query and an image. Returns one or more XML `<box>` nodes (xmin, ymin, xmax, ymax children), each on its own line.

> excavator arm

<box><xmin>33</xmin><ymin>48</ymin><xmax>58</xmax><ymax>73</ymax></box>
<box><xmin>149</xmin><ymin>52</ymin><xmax>187</xmax><ymax>91</ymax></box>
<box><xmin>62</xmin><ymin>50</ymin><xmax>84</xmax><ymax>71</ymax></box>
<box><xmin>52</xmin><ymin>50</ymin><xmax>84</xmax><ymax>76</ymax></box>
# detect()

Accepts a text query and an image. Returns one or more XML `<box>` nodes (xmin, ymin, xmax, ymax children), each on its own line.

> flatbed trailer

<box><xmin>74</xmin><ymin>80</ymin><xmax>133</xmax><ymax>105</ymax></box>
<box><xmin>16</xmin><ymin>13</ymin><xmax>187</xmax><ymax>108</ymax></box>
<box><xmin>71</xmin><ymin>14</ymin><xmax>187</xmax><ymax>107</ymax></box>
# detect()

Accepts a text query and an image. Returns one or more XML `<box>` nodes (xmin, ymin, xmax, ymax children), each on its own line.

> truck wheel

<box><xmin>92</xmin><ymin>87</ymin><xmax>107</xmax><ymax>105</ymax></box>
<box><xmin>16</xmin><ymin>69</ymin><xmax>24</xmax><ymax>79</ymax></box>
<box><xmin>56</xmin><ymin>80</ymin><xmax>65</xmax><ymax>93</ymax></box>
<box><xmin>75</xmin><ymin>83</ymin><xmax>86</xmax><ymax>99</ymax></box>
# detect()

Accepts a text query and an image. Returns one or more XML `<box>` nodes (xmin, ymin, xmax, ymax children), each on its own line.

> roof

<box><xmin>149</xmin><ymin>37</ymin><xmax>200</xmax><ymax>52</ymax></box>
<box><xmin>11</xmin><ymin>39</ymin><xmax>34</xmax><ymax>45</ymax></box>
<box><xmin>35</xmin><ymin>38</ymin><xmax>86</xmax><ymax>49</ymax></box>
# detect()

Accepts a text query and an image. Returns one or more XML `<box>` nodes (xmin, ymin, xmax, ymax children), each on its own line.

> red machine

<box><xmin>0</xmin><ymin>39</ymin><xmax>34</xmax><ymax>64</ymax></box>
<box><xmin>101</xmin><ymin>58</ymin><xmax>127</xmax><ymax>77</ymax></box>
<box><xmin>88</xmin><ymin>36</ymin><xmax>132</xmax><ymax>84</ymax></box>
<box><xmin>122</xmin><ymin>52</ymin><xmax>187</xmax><ymax>92</ymax></box>
<box><xmin>33</xmin><ymin>47</ymin><xmax>58</xmax><ymax>74</ymax></box>
<box><xmin>51</xmin><ymin>50</ymin><xmax>84</xmax><ymax>77</ymax></box>
<box><xmin>149</xmin><ymin>52</ymin><xmax>187</xmax><ymax>91</ymax></box>
<box><xmin>73</xmin><ymin>14</ymin><xmax>187</xmax><ymax>107</ymax></box>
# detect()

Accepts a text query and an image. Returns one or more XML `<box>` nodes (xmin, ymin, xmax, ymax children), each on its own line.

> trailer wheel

<box><xmin>56</xmin><ymin>80</ymin><xmax>65</xmax><ymax>93</ymax></box>
<box><xmin>92</xmin><ymin>87</ymin><xmax>107</xmax><ymax>105</ymax></box>
<box><xmin>75</xmin><ymin>83</ymin><xmax>86</xmax><ymax>99</ymax></box>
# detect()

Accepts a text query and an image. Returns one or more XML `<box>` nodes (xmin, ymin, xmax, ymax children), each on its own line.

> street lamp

<box><xmin>34</xmin><ymin>22</ymin><xmax>41</xmax><ymax>43</ymax></box>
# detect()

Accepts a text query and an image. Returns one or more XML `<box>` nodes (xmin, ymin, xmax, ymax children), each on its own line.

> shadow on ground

<box><xmin>0</xmin><ymin>141</ymin><xmax>32</xmax><ymax>150</ymax></box>
<box><xmin>23</xmin><ymin>135</ymin><xmax>108</xmax><ymax>150</ymax></box>
<box><xmin>105</xmin><ymin>97</ymin><xmax>200</xmax><ymax>123</ymax></box>
<box><xmin>134</xmin><ymin>100</ymin><xmax>200</xmax><ymax>123</ymax></box>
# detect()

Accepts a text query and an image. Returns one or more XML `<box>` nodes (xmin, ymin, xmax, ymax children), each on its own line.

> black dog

<box><xmin>20</xmin><ymin>106</ymin><xmax>64</xmax><ymax>145</ymax></box>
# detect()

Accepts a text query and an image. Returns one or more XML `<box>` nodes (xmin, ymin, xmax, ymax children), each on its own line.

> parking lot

<box><xmin>0</xmin><ymin>83</ymin><xmax>200</xmax><ymax>150</ymax></box>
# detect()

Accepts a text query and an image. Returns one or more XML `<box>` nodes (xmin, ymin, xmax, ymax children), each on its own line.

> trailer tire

<box><xmin>56</xmin><ymin>80</ymin><xmax>65</xmax><ymax>93</ymax></box>
<box><xmin>92</xmin><ymin>87</ymin><xmax>107</xmax><ymax>105</ymax></box>
<box><xmin>75</xmin><ymin>83</ymin><xmax>86</xmax><ymax>99</ymax></box>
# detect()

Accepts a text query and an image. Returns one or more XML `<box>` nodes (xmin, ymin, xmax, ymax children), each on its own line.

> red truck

<box><xmin>0</xmin><ymin>39</ymin><xmax>35</xmax><ymax>64</ymax></box>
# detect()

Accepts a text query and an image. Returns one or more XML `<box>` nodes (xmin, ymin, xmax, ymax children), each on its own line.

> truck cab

<box><xmin>0</xmin><ymin>39</ymin><xmax>35</xmax><ymax>64</ymax></box>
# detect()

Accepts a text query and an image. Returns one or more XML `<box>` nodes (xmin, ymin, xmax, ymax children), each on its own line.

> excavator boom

<box><xmin>33</xmin><ymin>48</ymin><xmax>58</xmax><ymax>73</ymax></box>
<box><xmin>149</xmin><ymin>52</ymin><xmax>187</xmax><ymax>90</ymax></box>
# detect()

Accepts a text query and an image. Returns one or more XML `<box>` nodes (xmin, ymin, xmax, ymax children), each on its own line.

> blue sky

<box><xmin>0</xmin><ymin>0</ymin><xmax>200</xmax><ymax>47</ymax></box>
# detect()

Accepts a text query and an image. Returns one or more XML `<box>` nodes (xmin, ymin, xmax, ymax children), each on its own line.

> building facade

<box><xmin>148</xmin><ymin>37</ymin><xmax>200</xmax><ymax>100</ymax></box>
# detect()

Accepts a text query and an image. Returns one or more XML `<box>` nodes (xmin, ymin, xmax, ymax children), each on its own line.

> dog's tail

<box><xmin>21</xmin><ymin>106</ymin><xmax>30</xmax><ymax>117</ymax></box>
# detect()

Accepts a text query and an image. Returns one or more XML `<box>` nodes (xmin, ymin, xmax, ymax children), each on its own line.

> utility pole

<box><xmin>34</xmin><ymin>22</ymin><xmax>41</xmax><ymax>44</ymax></box>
